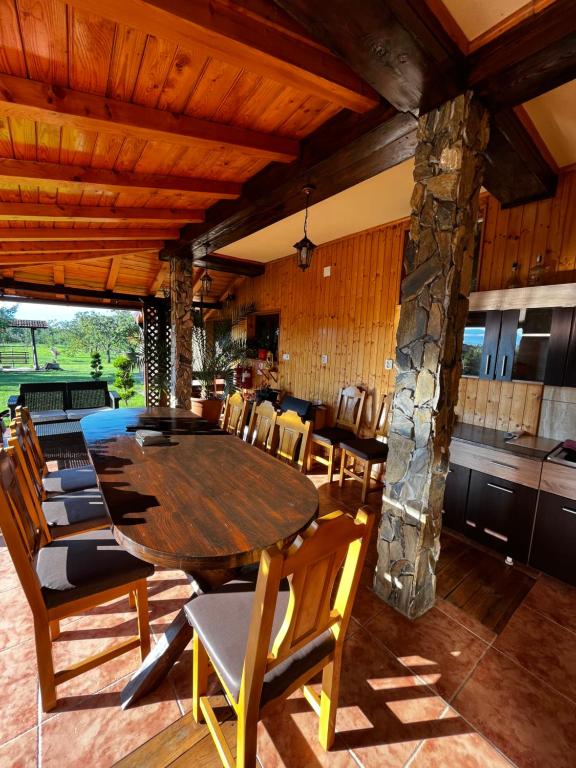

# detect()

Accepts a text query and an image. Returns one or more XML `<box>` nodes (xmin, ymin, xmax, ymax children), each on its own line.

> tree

<box><xmin>113</xmin><ymin>355</ymin><xmax>135</xmax><ymax>405</ymax></box>
<box><xmin>59</xmin><ymin>310</ymin><xmax>140</xmax><ymax>362</ymax></box>
<box><xmin>0</xmin><ymin>305</ymin><xmax>17</xmax><ymax>342</ymax></box>
<box><xmin>90</xmin><ymin>352</ymin><xmax>103</xmax><ymax>379</ymax></box>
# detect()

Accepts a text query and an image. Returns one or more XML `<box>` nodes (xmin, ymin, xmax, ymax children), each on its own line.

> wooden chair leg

<box><xmin>327</xmin><ymin>445</ymin><xmax>335</xmax><ymax>483</ymax></box>
<box><xmin>237</xmin><ymin>707</ymin><xmax>258</xmax><ymax>768</ymax></box>
<box><xmin>34</xmin><ymin>622</ymin><xmax>57</xmax><ymax>712</ymax></box>
<box><xmin>361</xmin><ymin>460</ymin><xmax>372</xmax><ymax>504</ymax></box>
<box><xmin>338</xmin><ymin>449</ymin><xmax>346</xmax><ymax>488</ymax></box>
<box><xmin>192</xmin><ymin>632</ymin><xmax>209</xmax><ymax>723</ymax></box>
<box><xmin>135</xmin><ymin>583</ymin><xmax>151</xmax><ymax>660</ymax></box>
<box><xmin>49</xmin><ymin>619</ymin><xmax>60</xmax><ymax>641</ymax></box>
<box><xmin>318</xmin><ymin>655</ymin><xmax>342</xmax><ymax>750</ymax></box>
<box><xmin>128</xmin><ymin>590</ymin><xmax>136</xmax><ymax>610</ymax></box>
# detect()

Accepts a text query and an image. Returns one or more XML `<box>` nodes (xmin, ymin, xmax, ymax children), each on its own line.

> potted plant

<box><xmin>191</xmin><ymin>302</ymin><xmax>255</xmax><ymax>423</ymax></box>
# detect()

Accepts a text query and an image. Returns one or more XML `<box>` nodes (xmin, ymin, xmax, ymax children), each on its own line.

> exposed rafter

<box><xmin>65</xmin><ymin>0</ymin><xmax>379</xmax><ymax>113</ymax></box>
<box><xmin>0</xmin><ymin>228</ymin><xmax>179</xmax><ymax>241</ymax></box>
<box><xmin>148</xmin><ymin>263</ymin><xmax>169</xmax><ymax>296</ymax></box>
<box><xmin>0</xmin><ymin>250</ymin><xmax>153</xmax><ymax>267</ymax></box>
<box><xmin>0</xmin><ymin>203</ymin><xmax>204</xmax><ymax>223</ymax></box>
<box><xmin>106</xmin><ymin>256</ymin><xmax>123</xmax><ymax>292</ymax></box>
<box><xmin>0</xmin><ymin>240</ymin><xmax>164</xmax><ymax>254</ymax></box>
<box><xmin>0</xmin><ymin>75</ymin><xmax>299</xmax><ymax>163</ymax></box>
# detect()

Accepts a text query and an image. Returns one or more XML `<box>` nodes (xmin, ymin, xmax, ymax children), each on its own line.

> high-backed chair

<box><xmin>339</xmin><ymin>396</ymin><xmax>389</xmax><ymax>503</ymax></box>
<box><xmin>13</xmin><ymin>407</ymin><xmax>97</xmax><ymax>498</ymax></box>
<box><xmin>222</xmin><ymin>393</ymin><xmax>249</xmax><ymax>438</ymax></box>
<box><xmin>245</xmin><ymin>400</ymin><xmax>277</xmax><ymax>451</ymax></box>
<box><xmin>308</xmin><ymin>386</ymin><xmax>366</xmax><ymax>482</ymax></box>
<box><xmin>186</xmin><ymin>506</ymin><xmax>376</xmax><ymax>768</ymax></box>
<box><xmin>0</xmin><ymin>447</ymin><xmax>153</xmax><ymax>712</ymax></box>
<box><xmin>269</xmin><ymin>409</ymin><xmax>312</xmax><ymax>473</ymax></box>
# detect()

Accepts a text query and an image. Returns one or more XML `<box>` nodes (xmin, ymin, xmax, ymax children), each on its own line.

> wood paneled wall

<box><xmin>478</xmin><ymin>168</ymin><xmax>576</xmax><ymax>290</ymax></box>
<box><xmin>454</xmin><ymin>378</ymin><xmax>543</xmax><ymax>434</ymax></box>
<box><xmin>236</xmin><ymin>222</ymin><xmax>405</xmax><ymax>427</ymax></box>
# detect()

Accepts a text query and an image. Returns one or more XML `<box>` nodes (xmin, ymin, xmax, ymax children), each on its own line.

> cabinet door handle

<box><xmin>484</xmin><ymin>527</ymin><xmax>509</xmax><ymax>542</ymax></box>
<box><xmin>562</xmin><ymin>506</ymin><xmax>576</xmax><ymax>516</ymax></box>
<box><xmin>484</xmin><ymin>354</ymin><xmax>491</xmax><ymax>376</ymax></box>
<box><xmin>490</xmin><ymin>459</ymin><xmax>517</xmax><ymax>470</ymax></box>
<box><xmin>487</xmin><ymin>482</ymin><xmax>514</xmax><ymax>494</ymax></box>
<box><xmin>500</xmin><ymin>355</ymin><xmax>508</xmax><ymax>378</ymax></box>
<box><xmin>465</xmin><ymin>519</ymin><xmax>477</xmax><ymax>528</ymax></box>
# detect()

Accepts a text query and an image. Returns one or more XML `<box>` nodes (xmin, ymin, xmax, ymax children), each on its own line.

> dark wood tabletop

<box><xmin>81</xmin><ymin>407</ymin><xmax>319</xmax><ymax>572</ymax></box>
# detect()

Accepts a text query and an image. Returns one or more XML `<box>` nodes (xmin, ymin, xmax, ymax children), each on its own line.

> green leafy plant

<box><xmin>89</xmin><ymin>351</ymin><xmax>103</xmax><ymax>379</ymax></box>
<box><xmin>113</xmin><ymin>355</ymin><xmax>136</xmax><ymax>405</ymax></box>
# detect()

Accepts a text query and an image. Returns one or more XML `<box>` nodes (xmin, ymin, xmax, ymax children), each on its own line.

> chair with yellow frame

<box><xmin>268</xmin><ymin>409</ymin><xmax>312</xmax><ymax>473</ymax></box>
<box><xmin>0</xmin><ymin>446</ymin><xmax>154</xmax><ymax>712</ymax></box>
<box><xmin>308</xmin><ymin>386</ymin><xmax>366</xmax><ymax>482</ymax></box>
<box><xmin>222</xmin><ymin>392</ymin><xmax>249</xmax><ymax>438</ymax></box>
<box><xmin>185</xmin><ymin>505</ymin><xmax>376</xmax><ymax>768</ymax></box>
<box><xmin>339</xmin><ymin>395</ymin><xmax>390</xmax><ymax>503</ymax></box>
<box><xmin>244</xmin><ymin>400</ymin><xmax>277</xmax><ymax>451</ymax></box>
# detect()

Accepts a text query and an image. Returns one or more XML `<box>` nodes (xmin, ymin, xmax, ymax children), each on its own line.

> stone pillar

<box><xmin>169</xmin><ymin>254</ymin><xmax>194</xmax><ymax>409</ymax></box>
<box><xmin>375</xmin><ymin>92</ymin><xmax>489</xmax><ymax>619</ymax></box>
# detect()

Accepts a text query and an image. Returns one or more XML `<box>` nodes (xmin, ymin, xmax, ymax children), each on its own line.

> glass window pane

<box><xmin>462</xmin><ymin>311</ymin><xmax>487</xmax><ymax>376</ymax></box>
<box><xmin>512</xmin><ymin>308</ymin><xmax>552</xmax><ymax>381</ymax></box>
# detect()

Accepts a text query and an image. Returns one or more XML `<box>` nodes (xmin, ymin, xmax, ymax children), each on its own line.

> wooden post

<box><xmin>30</xmin><ymin>327</ymin><xmax>39</xmax><ymax>371</ymax></box>
<box><xmin>374</xmin><ymin>92</ymin><xmax>489</xmax><ymax>619</ymax></box>
<box><xmin>169</xmin><ymin>254</ymin><xmax>194</xmax><ymax>409</ymax></box>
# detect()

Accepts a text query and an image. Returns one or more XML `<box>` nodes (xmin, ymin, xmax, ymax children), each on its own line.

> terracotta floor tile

<box><xmin>494</xmin><ymin>604</ymin><xmax>576</xmax><ymax>703</ymax></box>
<box><xmin>0</xmin><ymin>586</ymin><xmax>34</xmax><ymax>652</ymax></box>
<box><xmin>523</xmin><ymin>575</ymin><xmax>576</xmax><ymax>635</ymax></box>
<box><xmin>352</xmin><ymin>585</ymin><xmax>387</xmax><ymax>626</ymax></box>
<box><xmin>40</xmin><ymin>674</ymin><xmax>181</xmax><ymax>768</ymax></box>
<box><xmin>0</xmin><ymin>728</ymin><xmax>38</xmax><ymax>768</ymax></box>
<box><xmin>0</xmin><ymin>550</ymin><xmax>21</xmax><ymax>594</ymax></box>
<box><xmin>0</xmin><ymin>640</ymin><xmax>38</xmax><ymax>744</ymax></box>
<box><xmin>148</xmin><ymin>578</ymin><xmax>194</xmax><ymax>637</ymax></box>
<box><xmin>453</xmin><ymin>648</ymin><xmax>576</xmax><ymax>768</ymax></box>
<box><xmin>335</xmin><ymin>629</ymin><xmax>470</xmax><ymax>768</ymax></box>
<box><xmin>364</xmin><ymin>603</ymin><xmax>489</xmax><ymax>702</ymax></box>
<box><xmin>410</xmin><ymin>731</ymin><xmax>514</xmax><ymax>767</ymax></box>
<box><xmin>434</xmin><ymin>596</ymin><xmax>497</xmax><ymax>644</ymax></box>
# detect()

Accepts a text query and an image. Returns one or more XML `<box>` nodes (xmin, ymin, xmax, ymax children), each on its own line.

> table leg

<box><xmin>120</xmin><ymin>569</ymin><xmax>238</xmax><ymax>709</ymax></box>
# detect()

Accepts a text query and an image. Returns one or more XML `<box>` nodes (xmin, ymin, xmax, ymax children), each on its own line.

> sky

<box><xmin>1</xmin><ymin>301</ymin><xmax>117</xmax><ymax>322</ymax></box>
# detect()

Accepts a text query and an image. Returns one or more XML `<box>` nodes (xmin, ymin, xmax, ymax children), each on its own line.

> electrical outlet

<box><xmin>384</xmin><ymin>358</ymin><xmax>394</xmax><ymax>370</ymax></box>
<box><xmin>323</xmin><ymin>265</ymin><xmax>331</xmax><ymax>277</ymax></box>
<box><xmin>282</xmin><ymin>352</ymin><xmax>290</xmax><ymax>361</ymax></box>
<box><xmin>321</xmin><ymin>354</ymin><xmax>329</xmax><ymax>365</ymax></box>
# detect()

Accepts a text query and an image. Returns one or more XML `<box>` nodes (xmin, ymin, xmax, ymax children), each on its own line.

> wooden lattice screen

<box><xmin>143</xmin><ymin>300</ymin><xmax>171</xmax><ymax>407</ymax></box>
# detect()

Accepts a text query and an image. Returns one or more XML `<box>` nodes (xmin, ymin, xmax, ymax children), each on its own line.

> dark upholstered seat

<box><xmin>42</xmin><ymin>466</ymin><xmax>98</xmax><ymax>495</ymax></box>
<box><xmin>42</xmin><ymin>487</ymin><xmax>109</xmax><ymax>535</ymax></box>
<box><xmin>185</xmin><ymin>580</ymin><xmax>335</xmax><ymax>706</ymax></box>
<box><xmin>311</xmin><ymin>426</ymin><xmax>356</xmax><ymax>446</ymax></box>
<box><xmin>339</xmin><ymin>437</ymin><xmax>388</xmax><ymax>461</ymax></box>
<box><xmin>36</xmin><ymin>529</ymin><xmax>154</xmax><ymax>609</ymax></box>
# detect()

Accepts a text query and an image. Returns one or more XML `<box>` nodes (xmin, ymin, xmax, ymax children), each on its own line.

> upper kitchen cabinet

<box><xmin>544</xmin><ymin>308</ymin><xmax>576</xmax><ymax>387</ymax></box>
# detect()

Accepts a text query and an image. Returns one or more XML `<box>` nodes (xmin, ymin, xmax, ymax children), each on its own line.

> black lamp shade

<box><xmin>200</xmin><ymin>271</ymin><xmax>212</xmax><ymax>295</ymax></box>
<box><xmin>294</xmin><ymin>236</ymin><xmax>316</xmax><ymax>271</ymax></box>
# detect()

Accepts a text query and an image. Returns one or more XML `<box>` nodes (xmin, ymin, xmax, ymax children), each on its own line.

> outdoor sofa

<box><xmin>8</xmin><ymin>381</ymin><xmax>120</xmax><ymax>423</ymax></box>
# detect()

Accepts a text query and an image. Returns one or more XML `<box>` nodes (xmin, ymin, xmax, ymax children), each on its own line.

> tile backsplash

<box><xmin>538</xmin><ymin>386</ymin><xmax>576</xmax><ymax>441</ymax></box>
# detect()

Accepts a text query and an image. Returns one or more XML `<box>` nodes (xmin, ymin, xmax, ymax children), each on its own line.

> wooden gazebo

<box><xmin>2</xmin><ymin>318</ymin><xmax>48</xmax><ymax>370</ymax></box>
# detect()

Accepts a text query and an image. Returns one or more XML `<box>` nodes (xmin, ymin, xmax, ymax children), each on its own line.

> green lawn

<box><xmin>0</xmin><ymin>344</ymin><xmax>145</xmax><ymax>413</ymax></box>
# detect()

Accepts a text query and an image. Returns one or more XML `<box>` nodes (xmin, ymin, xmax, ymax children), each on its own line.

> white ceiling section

<box><xmin>523</xmin><ymin>81</ymin><xmax>576</xmax><ymax>168</ymax></box>
<box><xmin>220</xmin><ymin>159</ymin><xmax>415</xmax><ymax>263</ymax></box>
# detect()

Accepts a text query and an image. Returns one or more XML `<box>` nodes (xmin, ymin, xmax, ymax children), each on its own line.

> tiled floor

<box><xmin>1</xmin><ymin>474</ymin><xmax>576</xmax><ymax>767</ymax></box>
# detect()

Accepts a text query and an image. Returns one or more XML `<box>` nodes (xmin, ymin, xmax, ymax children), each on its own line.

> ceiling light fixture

<box><xmin>293</xmin><ymin>185</ymin><xmax>316</xmax><ymax>272</ymax></box>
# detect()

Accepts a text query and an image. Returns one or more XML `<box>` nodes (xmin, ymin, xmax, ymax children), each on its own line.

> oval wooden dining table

<box><xmin>80</xmin><ymin>406</ymin><xmax>319</xmax><ymax>708</ymax></box>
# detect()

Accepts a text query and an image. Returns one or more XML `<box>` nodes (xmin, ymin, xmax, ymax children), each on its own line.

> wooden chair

<box><xmin>222</xmin><ymin>393</ymin><xmax>249</xmax><ymax>438</ymax></box>
<box><xmin>8</xmin><ymin>426</ymin><xmax>109</xmax><ymax>541</ymax></box>
<box><xmin>269</xmin><ymin>409</ymin><xmax>312</xmax><ymax>472</ymax></box>
<box><xmin>13</xmin><ymin>407</ymin><xmax>97</xmax><ymax>499</ymax></box>
<box><xmin>186</xmin><ymin>506</ymin><xmax>376</xmax><ymax>768</ymax></box>
<box><xmin>0</xmin><ymin>446</ymin><xmax>153</xmax><ymax>712</ymax></box>
<box><xmin>245</xmin><ymin>400</ymin><xmax>277</xmax><ymax>451</ymax></box>
<box><xmin>308</xmin><ymin>386</ymin><xmax>366</xmax><ymax>482</ymax></box>
<box><xmin>339</xmin><ymin>396</ymin><xmax>389</xmax><ymax>503</ymax></box>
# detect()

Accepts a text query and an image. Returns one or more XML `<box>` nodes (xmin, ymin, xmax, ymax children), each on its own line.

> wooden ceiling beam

<box><xmin>0</xmin><ymin>250</ymin><xmax>153</xmax><ymax>267</ymax></box>
<box><xmin>0</xmin><ymin>240</ymin><xmax>164</xmax><ymax>254</ymax></box>
<box><xmin>106</xmin><ymin>256</ymin><xmax>123</xmax><ymax>292</ymax></box>
<box><xmin>0</xmin><ymin>228</ymin><xmax>179</xmax><ymax>241</ymax></box>
<box><xmin>191</xmin><ymin>254</ymin><xmax>265</xmax><ymax>277</ymax></box>
<box><xmin>0</xmin><ymin>203</ymin><xmax>204</xmax><ymax>223</ymax></box>
<box><xmin>0</xmin><ymin>158</ymin><xmax>243</xmax><ymax>200</ymax></box>
<box><xmin>148</xmin><ymin>263</ymin><xmax>169</xmax><ymax>296</ymax></box>
<box><xmin>64</xmin><ymin>0</ymin><xmax>378</xmax><ymax>113</ymax></box>
<box><xmin>0</xmin><ymin>75</ymin><xmax>299</xmax><ymax>163</ymax></box>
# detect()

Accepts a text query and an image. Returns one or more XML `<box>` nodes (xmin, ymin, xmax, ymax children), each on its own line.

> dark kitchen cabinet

<box><xmin>442</xmin><ymin>463</ymin><xmax>470</xmax><ymax>532</ymax></box>
<box><xmin>530</xmin><ymin>491</ymin><xmax>576</xmax><ymax>586</ymax></box>
<box><xmin>544</xmin><ymin>307</ymin><xmax>576</xmax><ymax>388</ymax></box>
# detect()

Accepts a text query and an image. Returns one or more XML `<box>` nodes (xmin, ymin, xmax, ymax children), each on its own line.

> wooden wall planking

<box><xmin>454</xmin><ymin>378</ymin><xmax>543</xmax><ymax>434</ymax></box>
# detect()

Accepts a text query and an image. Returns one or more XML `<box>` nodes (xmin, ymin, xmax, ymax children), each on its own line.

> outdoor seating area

<box><xmin>1</xmin><ymin>1</ymin><xmax>576</xmax><ymax>767</ymax></box>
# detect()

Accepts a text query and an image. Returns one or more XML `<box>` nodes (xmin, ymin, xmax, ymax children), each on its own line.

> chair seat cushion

<box><xmin>43</xmin><ymin>466</ymin><xmax>98</xmax><ymax>495</ymax></box>
<box><xmin>312</xmin><ymin>427</ymin><xmax>356</xmax><ymax>446</ymax></box>
<box><xmin>340</xmin><ymin>437</ymin><xmax>389</xmax><ymax>461</ymax></box>
<box><xmin>36</xmin><ymin>529</ymin><xmax>154</xmax><ymax>609</ymax></box>
<box><xmin>185</xmin><ymin>580</ymin><xmax>334</xmax><ymax>706</ymax></box>
<box><xmin>66</xmin><ymin>407</ymin><xmax>112</xmax><ymax>420</ymax></box>
<box><xmin>42</xmin><ymin>487</ymin><xmax>109</xmax><ymax>535</ymax></box>
<box><xmin>30</xmin><ymin>410</ymin><xmax>68</xmax><ymax>424</ymax></box>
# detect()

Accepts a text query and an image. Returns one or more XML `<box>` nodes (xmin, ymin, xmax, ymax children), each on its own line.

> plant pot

<box><xmin>191</xmin><ymin>397</ymin><xmax>223</xmax><ymax>424</ymax></box>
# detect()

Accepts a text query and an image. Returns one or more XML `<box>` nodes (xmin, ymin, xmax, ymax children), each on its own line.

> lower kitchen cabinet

<box><xmin>442</xmin><ymin>463</ymin><xmax>470</xmax><ymax>532</ymax></box>
<box><xmin>530</xmin><ymin>491</ymin><xmax>576</xmax><ymax>586</ymax></box>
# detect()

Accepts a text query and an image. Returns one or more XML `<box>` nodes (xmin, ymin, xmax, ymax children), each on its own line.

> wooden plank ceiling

<box><xmin>0</xmin><ymin>0</ymin><xmax>377</xmax><ymax>307</ymax></box>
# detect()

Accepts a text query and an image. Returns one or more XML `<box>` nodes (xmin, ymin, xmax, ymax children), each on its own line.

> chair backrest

<box><xmin>7</xmin><ymin>430</ymin><xmax>52</xmax><ymax>542</ymax></box>
<box><xmin>68</xmin><ymin>381</ymin><xmax>110</xmax><ymax>409</ymax></box>
<box><xmin>0</xmin><ymin>448</ymin><xmax>46</xmax><ymax>616</ymax></box>
<box><xmin>241</xmin><ymin>507</ymin><xmax>376</xmax><ymax>711</ymax></box>
<box><xmin>20</xmin><ymin>383</ymin><xmax>67</xmax><ymax>413</ymax></box>
<box><xmin>269</xmin><ymin>410</ymin><xmax>312</xmax><ymax>472</ymax></box>
<box><xmin>277</xmin><ymin>395</ymin><xmax>314</xmax><ymax>422</ymax></box>
<box><xmin>245</xmin><ymin>400</ymin><xmax>277</xmax><ymax>451</ymax></box>
<box><xmin>334</xmin><ymin>386</ymin><xmax>365</xmax><ymax>434</ymax></box>
<box><xmin>374</xmin><ymin>395</ymin><xmax>389</xmax><ymax>439</ymax></box>
<box><xmin>14</xmin><ymin>407</ymin><xmax>46</xmax><ymax>476</ymax></box>
<box><xmin>223</xmin><ymin>392</ymin><xmax>248</xmax><ymax>437</ymax></box>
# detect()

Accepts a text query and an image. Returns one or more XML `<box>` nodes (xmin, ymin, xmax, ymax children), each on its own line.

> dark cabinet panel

<box><xmin>442</xmin><ymin>463</ymin><xmax>470</xmax><ymax>532</ymax></box>
<box><xmin>466</xmin><ymin>470</ymin><xmax>537</xmax><ymax>562</ymax></box>
<box><xmin>495</xmin><ymin>310</ymin><xmax>520</xmax><ymax>381</ymax></box>
<box><xmin>544</xmin><ymin>308</ymin><xmax>573</xmax><ymax>385</ymax></box>
<box><xmin>564</xmin><ymin>311</ymin><xmax>576</xmax><ymax>388</ymax></box>
<box><xmin>530</xmin><ymin>491</ymin><xmax>576</xmax><ymax>586</ymax></box>
<box><xmin>479</xmin><ymin>312</ymin><xmax>502</xmax><ymax>380</ymax></box>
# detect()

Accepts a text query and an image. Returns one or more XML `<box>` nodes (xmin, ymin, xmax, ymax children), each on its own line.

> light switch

<box><xmin>282</xmin><ymin>352</ymin><xmax>290</xmax><ymax>361</ymax></box>
<box><xmin>323</xmin><ymin>266</ymin><xmax>331</xmax><ymax>277</ymax></box>
<box><xmin>321</xmin><ymin>354</ymin><xmax>329</xmax><ymax>365</ymax></box>
<box><xmin>384</xmin><ymin>358</ymin><xmax>394</xmax><ymax>370</ymax></box>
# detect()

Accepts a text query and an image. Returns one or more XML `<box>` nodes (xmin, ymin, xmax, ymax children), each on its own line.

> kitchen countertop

<box><xmin>452</xmin><ymin>422</ymin><xmax>561</xmax><ymax>461</ymax></box>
